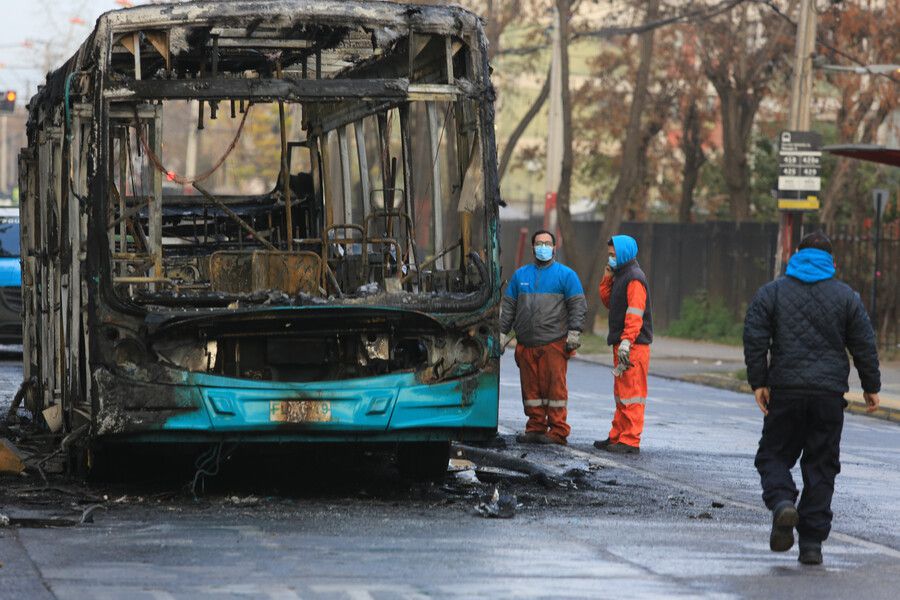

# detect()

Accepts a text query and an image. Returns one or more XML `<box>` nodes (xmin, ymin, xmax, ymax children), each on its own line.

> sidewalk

<box><xmin>579</xmin><ymin>335</ymin><xmax>900</xmax><ymax>423</ymax></box>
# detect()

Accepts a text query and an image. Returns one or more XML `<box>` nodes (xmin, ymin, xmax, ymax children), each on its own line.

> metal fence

<box><xmin>832</xmin><ymin>221</ymin><xmax>900</xmax><ymax>352</ymax></box>
<box><xmin>499</xmin><ymin>218</ymin><xmax>898</xmax><ymax>351</ymax></box>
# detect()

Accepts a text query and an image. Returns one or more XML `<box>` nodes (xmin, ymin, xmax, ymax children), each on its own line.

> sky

<box><xmin>0</xmin><ymin>0</ymin><xmax>145</xmax><ymax>100</ymax></box>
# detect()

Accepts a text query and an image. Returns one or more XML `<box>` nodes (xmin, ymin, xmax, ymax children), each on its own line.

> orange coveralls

<box><xmin>599</xmin><ymin>275</ymin><xmax>649</xmax><ymax>448</ymax></box>
<box><xmin>514</xmin><ymin>339</ymin><xmax>572</xmax><ymax>443</ymax></box>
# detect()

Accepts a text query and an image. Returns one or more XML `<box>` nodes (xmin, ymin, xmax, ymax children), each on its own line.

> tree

<box><xmin>483</xmin><ymin>0</ymin><xmax>526</xmax><ymax>61</ymax></box>
<box><xmin>696</xmin><ymin>1</ymin><xmax>796</xmax><ymax>221</ymax></box>
<box><xmin>678</xmin><ymin>103</ymin><xmax>708</xmax><ymax>222</ymax></box>
<box><xmin>556</xmin><ymin>0</ymin><xmax>662</xmax><ymax>324</ymax></box>
<box><xmin>667</xmin><ymin>28</ymin><xmax>717</xmax><ymax>223</ymax></box>
<box><xmin>411</xmin><ymin>0</ymin><xmax>549</xmax><ymax>184</ymax></box>
<box><xmin>498</xmin><ymin>67</ymin><xmax>551</xmax><ymax>182</ymax></box>
<box><xmin>817</xmin><ymin>1</ymin><xmax>900</xmax><ymax>230</ymax></box>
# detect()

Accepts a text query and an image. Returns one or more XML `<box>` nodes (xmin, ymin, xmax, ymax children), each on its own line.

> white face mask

<box><xmin>608</xmin><ymin>256</ymin><xmax>617</xmax><ymax>269</ymax></box>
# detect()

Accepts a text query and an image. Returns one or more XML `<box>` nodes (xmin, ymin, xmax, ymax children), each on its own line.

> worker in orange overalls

<box><xmin>594</xmin><ymin>235</ymin><xmax>652</xmax><ymax>454</ymax></box>
<box><xmin>500</xmin><ymin>230</ymin><xmax>587</xmax><ymax>445</ymax></box>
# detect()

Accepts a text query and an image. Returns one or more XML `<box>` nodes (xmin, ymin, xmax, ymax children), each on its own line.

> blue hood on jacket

<box><xmin>611</xmin><ymin>235</ymin><xmax>638</xmax><ymax>267</ymax></box>
<box><xmin>786</xmin><ymin>248</ymin><xmax>835</xmax><ymax>283</ymax></box>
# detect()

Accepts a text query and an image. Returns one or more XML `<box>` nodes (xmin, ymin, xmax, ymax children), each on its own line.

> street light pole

<box><xmin>871</xmin><ymin>189</ymin><xmax>888</xmax><ymax>336</ymax></box>
<box><xmin>775</xmin><ymin>0</ymin><xmax>817</xmax><ymax>278</ymax></box>
<box><xmin>544</xmin><ymin>4</ymin><xmax>563</xmax><ymax>236</ymax></box>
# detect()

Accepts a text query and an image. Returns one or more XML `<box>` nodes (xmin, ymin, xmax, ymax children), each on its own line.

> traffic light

<box><xmin>0</xmin><ymin>91</ymin><xmax>16</xmax><ymax>113</ymax></box>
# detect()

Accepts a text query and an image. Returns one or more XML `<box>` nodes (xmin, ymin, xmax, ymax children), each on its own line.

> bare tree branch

<box><xmin>498</xmin><ymin>67</ymin><xmax>551</xmax><ymax>182</ymax></box>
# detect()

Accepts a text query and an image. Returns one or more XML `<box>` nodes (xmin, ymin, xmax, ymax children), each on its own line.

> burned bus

<box><xmin>19</xmin><ymin>0</ymin><xmax>501</xmax><ymax>477</ymax></box>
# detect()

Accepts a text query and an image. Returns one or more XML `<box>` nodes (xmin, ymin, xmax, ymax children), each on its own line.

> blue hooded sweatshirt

<box><xmin>610</xmin><ymin>235</ymin><xmax>638</xmax><ymax>268</ymax></box>
<box><xmin>785</xmin><ymin>248</ymin><xmax>835</xmax><ymax>283</ymax></box>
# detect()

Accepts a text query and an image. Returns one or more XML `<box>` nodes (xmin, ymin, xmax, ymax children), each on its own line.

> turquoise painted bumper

<box><xmin>98</xmin><ymin>366</ymin><xmax>499</xmax><ymax>442</ymax></box>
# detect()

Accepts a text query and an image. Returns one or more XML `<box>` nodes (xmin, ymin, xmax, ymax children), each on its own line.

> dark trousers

<box><xmin>754</xmin><ymin>392</ymin><xmax>845</xmax><ymax>543</ymax></box>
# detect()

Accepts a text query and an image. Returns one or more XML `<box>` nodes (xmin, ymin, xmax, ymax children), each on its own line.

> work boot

<box><xmin>516</xmin><ymin>432</ymin><xmax>551</xmax><ymax>445</ymax></box>
<box><xmin>605</xmin><ymin>442</ymin><xmax>639</xmax><ymax>454</ymax></box>
<box><xmin>769</xmin><ymin>500</ymin><xmax>799</xmax><ymax>552</ymax></box>
<box><xmin>593</xmin><ymin>438</ymin><xmax>613</xmax><ymax>450</ymax></box>
<box><xmin>798</xmin><ymin>541</ymin><xmax>823</xmax><ymax>565</ymax></box>
<box><xmin>545</xmin><ymin>433</ymin><xmax>568</xmax><ymax>446</ymax></box>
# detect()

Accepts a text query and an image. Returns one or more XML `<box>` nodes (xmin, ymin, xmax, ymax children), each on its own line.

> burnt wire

<box><xmin>134</xmin><ymin>103</ymin><xmax>253</xmax><ymax>186</ymax></box>
<box><xmin>189</xmin><ymin>441</ymin><xmax>238</xmax><ymax>498</ymax></box>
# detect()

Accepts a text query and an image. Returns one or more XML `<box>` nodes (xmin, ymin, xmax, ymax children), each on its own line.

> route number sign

<box><xmin>777</xmin><ymin>131</ymin><xmax>822</xmax><ymax>211</ymax></box>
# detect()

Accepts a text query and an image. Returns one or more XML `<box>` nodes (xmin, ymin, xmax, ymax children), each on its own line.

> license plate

<box><xmin>269</xmin><ymin>400</ymin><xmax>332</xmax><ymax>423</ymax></box>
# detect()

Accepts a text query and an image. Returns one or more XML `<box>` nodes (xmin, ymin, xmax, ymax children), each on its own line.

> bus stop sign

<box><xmin>778</xmin><ymin>130</ymin><xmax>822</xmax><ymax>211</ymax></box>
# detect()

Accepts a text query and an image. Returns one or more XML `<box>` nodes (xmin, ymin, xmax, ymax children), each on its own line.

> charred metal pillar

<box><xmin>278</xmin><ymin>82</ymin><xmax>293</xmax><ymax>249</ymax></box>
<box><xmin>148</xmin><ymin>105</ymin><xmax>163</xmax><ymax>285</ymax></box>
<box><xmin>426</xmin><ymin>102</ymin><xmax>444</xmax><ymax>269</ymax></box>
<box><xmin>399</xmin><ymin>103</ymin><xmax>418</xmax><ymax>277</ymax></box>
<box><xmin>337</xmin><ymin>125</ymin><xmax>353</xmax><ymax>225</ymax></box>
<box><xmin>353</xmin><ymin>121</ymin><xmax>371</xmax><ymax>220</ymax></box>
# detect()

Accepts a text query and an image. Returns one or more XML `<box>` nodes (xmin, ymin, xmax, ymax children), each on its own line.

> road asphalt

<box><xmin>1</xmin><ymin>350</ymin><xmax>899</xmax><ymax>599</ymax></box>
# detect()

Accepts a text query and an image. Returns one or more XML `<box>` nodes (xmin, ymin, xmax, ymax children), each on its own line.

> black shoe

<box><xmin>593</xmin><ymin>438</ymin><xmax>612</xmax><ymax>450</ymax></box>
<box><xmin>798</xmin><ymin>542</ymin><xmax>823</xmax><ymax>565</ymax></box>
<box><xmin>769</xmin><ymin>501</ymin><xmax>799</xmax><ymax>552</ymax></box>
<box><xmin>605</xmin><ymin>443</ymin><xmax>639</xmax><ymax>454</ymax></box>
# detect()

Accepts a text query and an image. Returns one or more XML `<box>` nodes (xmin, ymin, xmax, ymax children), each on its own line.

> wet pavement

<box><xmin>1</xmin><ymin>352</ymin><xmax>900</xmax><ymax>599</ymax></box>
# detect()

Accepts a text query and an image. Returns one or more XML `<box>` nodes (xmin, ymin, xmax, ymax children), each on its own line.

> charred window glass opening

<box><xmin>102</xmin><ymin>21</ymin><xmax>492</xmax><ymax>311</ymax></box>
<box><xmin>0</xmin><ymin>218</ymin><xmax>19</xmax><ymax>257</ymax></box>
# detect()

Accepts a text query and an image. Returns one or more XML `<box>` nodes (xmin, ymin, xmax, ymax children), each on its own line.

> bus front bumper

<box><xmin>92</xmin><ymin>366</ymin><xmax>499</xmax><ymax>443</ymax></box>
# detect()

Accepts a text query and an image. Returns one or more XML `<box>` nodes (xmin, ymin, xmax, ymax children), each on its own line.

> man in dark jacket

<box><xmin>500</xmin><ymin>230</ymin><xmax>587</xmax><ymax>445</ymax></box>
<box><xmin>744</xmin><ymin>231</ymin><xmax>881</xmax><ymax>566</ymax></box>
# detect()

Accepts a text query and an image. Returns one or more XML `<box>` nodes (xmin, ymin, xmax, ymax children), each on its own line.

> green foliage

<box><xmin>666</xmin><ymin>291</ymin><xmax>743</xmax><ymax>345</ymax></box>
<box><xmin>749</xmin><ymin>136</ymin><xmax>779</xmax><ymax>221</ymax></box>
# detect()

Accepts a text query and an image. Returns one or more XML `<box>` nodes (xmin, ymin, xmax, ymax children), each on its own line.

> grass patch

<box><xmin>579</xmin><ymin>332</ymin><xmax>611</xmax><ymax>355</ymax></box>
<box><xmin>665</xmin><ymin>292</ymin><xmax>743</xmax><ymax>346</ymax></box>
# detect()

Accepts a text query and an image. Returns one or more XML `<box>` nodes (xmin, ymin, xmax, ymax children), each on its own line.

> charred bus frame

<box><xmin>19</xmin><ymin>0</ymin><xmax>502</xmax><ymax>475</ymax></box>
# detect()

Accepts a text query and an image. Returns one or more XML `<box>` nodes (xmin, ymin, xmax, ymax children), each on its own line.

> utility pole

<box><xmin>544</xmin><ymin>4</ymin><xmax>563</xmax><ymax>236</ymax></box>
<box><xmin>775</xmin><ymin>0</ymin><xmax>817</xmax><ymax>277</ymax></box>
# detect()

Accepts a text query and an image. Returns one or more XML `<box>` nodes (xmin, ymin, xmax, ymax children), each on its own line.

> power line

<box><xmin>495</xmin><ymin>0</ymin><xmax>753</xmax><ymax>56</ymax></box>
<box><xmin>755</xmin><ymin>0</ymin><xmax>900</xmax><ymax>84</ymax></box>
<box><xmin>574</xmin><ymin>0</ymin><xmax>750</xmax><ymax>39</ymax></box>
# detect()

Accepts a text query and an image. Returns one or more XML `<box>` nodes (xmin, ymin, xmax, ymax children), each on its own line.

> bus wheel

<box><xmin>396</xmin><ymin>441</ymin><xmax>450</xmax><ymax>482</ymax></box>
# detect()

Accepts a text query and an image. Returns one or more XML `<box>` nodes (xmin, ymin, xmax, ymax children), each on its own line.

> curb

<box><xmin>573</xmin><ymin>354</ymin><xmax>900</xmax><ymax>425</ymax></box>
<box><xmin>844</xmin><ymin>394</ymin><xmax>900</xmax><ymax>423</ymax></box>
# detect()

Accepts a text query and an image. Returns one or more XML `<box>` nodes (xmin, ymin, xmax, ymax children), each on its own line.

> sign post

<box><xmin>775</xmin><ymin>130</ymin><xmax>822</xmax><ymax>276</ymax></box>
<box><xmin>871</xmin><ymin>188</ymin><xmax>888</xmax><ymax>330</ymax></box>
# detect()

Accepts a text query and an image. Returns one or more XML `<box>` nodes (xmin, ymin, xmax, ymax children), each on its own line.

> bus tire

<box><xmin>396</xmin><ymin>441</ymin><xmax>450</xmax><ymax>482</ymax></box>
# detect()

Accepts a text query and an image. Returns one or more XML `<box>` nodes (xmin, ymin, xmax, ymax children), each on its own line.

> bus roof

<box><xmin>97</xmin><ymin>0</ymin><xmax>481</xmax><ymax>32</ymax></box>
<box><xmin>32</xmin><ymin>0</ymin><xmax>484</xmax><ymax>110</ymax></box>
